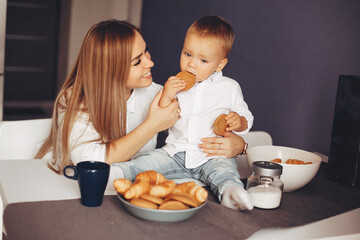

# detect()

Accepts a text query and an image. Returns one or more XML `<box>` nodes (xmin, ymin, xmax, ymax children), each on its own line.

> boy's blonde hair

<box><xmin>187</xmin><ymin>15</ymin><xmax>234</xmax><ymax>58</ymax></box>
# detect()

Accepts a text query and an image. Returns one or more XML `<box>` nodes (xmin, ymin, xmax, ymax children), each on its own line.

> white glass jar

<box><xmin>246</xmin><ymin>161</ymin><xmax>284</xmax><ymax>209</ymax></box>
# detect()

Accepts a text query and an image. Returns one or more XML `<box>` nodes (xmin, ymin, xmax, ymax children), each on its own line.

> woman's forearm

<box><xmin>106</xmin><ymin>119</ymin><xmax>157</xmax><ymax>164</ymax></box>
<box><xmin>106</xmin><ymin>90</ymin><xmax>179</xmax><ymax>164</ymax></box>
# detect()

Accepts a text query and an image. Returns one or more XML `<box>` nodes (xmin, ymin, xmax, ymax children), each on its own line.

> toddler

<box><xmin>114</xmin><ymin>16</ymin><xmax>254</xmax><ymax>211</ymax></box>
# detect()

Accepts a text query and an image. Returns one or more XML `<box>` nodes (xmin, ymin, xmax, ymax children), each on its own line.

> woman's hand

<box><xmin>198</xmin><ymin>132</ymin><xmax>245</xmax><ymax>158</ymax></box>
<box><xmin>146</xmin><ymin>89</ymin><xmax>180</xmax><ymax>133</ymax></box>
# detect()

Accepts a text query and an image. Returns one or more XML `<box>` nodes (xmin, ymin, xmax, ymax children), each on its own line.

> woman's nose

<box><xmin>147</xmin><ymin>58</ymin><xmax>154</xmax><ymax>68</ymax></box>
<box><xmin>145</xmin><ymin>52</ymin><xmax>154</xmax><ymax>68</ymax></box>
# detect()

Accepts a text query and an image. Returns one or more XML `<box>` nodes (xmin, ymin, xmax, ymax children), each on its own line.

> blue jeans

<box><xmin>112</xmin><ymin>148</ymin><xmax>243</xmax><ymax>200</ymax></box>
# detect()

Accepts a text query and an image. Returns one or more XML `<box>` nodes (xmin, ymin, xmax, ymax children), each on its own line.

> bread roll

<box><xmin>159</xmin><ymin>200</ymin><xmax>190</xmax><ymax>210</ymax></box>
<box><xmin>170</xmin><ymin>192</ymin><xmax>199</xmax><ymax>207</ymax></box>
<box><xmin>124</xmin><ymin>180</ymin><xmax>151</xmax><ymax>199</ymax></box>
<box><xmin>130</xmin><ymin>198</ymin><xmax>158</xmax><ymax>209</ymax></box>
<box><xmin>135</xmin><ymin>170</ymin><xmax>167</xmax><ymax>185</ymax></box>
<box><xmin>150</xmin><ymin>180</ymin><xmax>176</xmax><ymax>198</ymax></box>
<box><xmin>140</xmin><ymin>194</ymin><xmax>164</xmax><ymax>205</ymax></box>
<box><xmin>113</xmin><ymin>178</ymin><xmax>132</xmax><ymax>195</ymax></box>
<box><xmin>173</xmin><ymin>181</ymin><xmax>196</xmax><ymax>193</ymax></box>
<box><xmin>173</xmin><ymin>181</ymin><xmax>208</xmax><ymax>203</ymax></box>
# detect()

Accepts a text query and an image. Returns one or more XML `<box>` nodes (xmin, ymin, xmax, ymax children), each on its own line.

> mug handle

<box><xmin>63</xmin><ymin>166</ymin><xmax>78</xmax><ymax>180</ymax></box>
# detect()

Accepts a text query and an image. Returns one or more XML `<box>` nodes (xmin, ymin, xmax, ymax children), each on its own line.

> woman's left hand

<box><xmin>198</xmin><ymin>132</ymin><xmax>245</xmax><ymax>158</ymax></box>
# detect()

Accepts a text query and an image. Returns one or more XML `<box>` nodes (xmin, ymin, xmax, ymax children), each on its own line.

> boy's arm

<box><xmin>159</xmin><ymin>76</ymin><xmax>186</xmax><ymax>108</ymax></box>
<box><xmin>238</xmin><ymin>116</ymin><xmax>248</xmax><ymax>132</ymax></box>
<box><xmin>159</xmin><ymin>93</ymin><xmax>172</xmax><ymax>108</ymax></box>
<box><xmin>228</xmin><ymin>83</ymin><xmax>254</xmax><ymax>133</ymax></box>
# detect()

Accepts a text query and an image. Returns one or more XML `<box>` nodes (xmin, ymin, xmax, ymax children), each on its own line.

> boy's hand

<box><xmin>226</xmin><ymin>112</ymin><xmax>247</xmax><ymax>132</ymax></box>
<box><xmin>162</xmin><ymin>76</ymin><xmax>186</xmax><ymax>102</ymax></box>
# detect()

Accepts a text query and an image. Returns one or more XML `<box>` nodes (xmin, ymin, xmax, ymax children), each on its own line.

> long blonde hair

<box><xmin>36</xmin><ymin>20</ymin><xmax>139</xmax><ymax>174</ymax></box>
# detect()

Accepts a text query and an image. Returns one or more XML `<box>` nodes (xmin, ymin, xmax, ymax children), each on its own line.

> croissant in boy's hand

<box><xmin>113</xmin><ymin>170</ymin><xmax>208</xmax><ymax>210</ymax></box>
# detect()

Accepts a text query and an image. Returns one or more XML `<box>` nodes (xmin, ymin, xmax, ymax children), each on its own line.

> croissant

<box><xmin>191</xmin><ymin>185</ymin><xmax>208</xmax><ymax>203</ymax></box>
<box><xmin>285</xmin><ymin>159</ymin><xmax>311</xmax><ymax>164</ymax></box>
<box><xmin>113</xmin><ymin>178</ymin><xmax>132</xmax><ymax>194</ymax></box>
<box><xmin>124</xmin><ymin>180</ymin><xmax>151</xmax><ymax>199</ymax></box>
<box><xmin>135</xmin><ymin>170</ymin><xmax>167</xmax><ymax>185</ymax></box>
<box><xmin>173</xmin><ymin>181</ymin><xmax>208</xmax><ymax>203</ymax></box>
<box><xmin>150</xmin><ymin>180</ymin><xmax>176</xmax><ymax>198</ymax></box>
<box><xmin>173</xmin><ymin>181</ymin><xmax>196</xmax><ymax>193</ymax></box>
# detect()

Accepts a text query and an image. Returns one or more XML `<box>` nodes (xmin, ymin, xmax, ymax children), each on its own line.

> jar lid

<box><xmin>251</xmin><ymin>161</ymin><xmax>283</xmax><ymax>176</ymax></box>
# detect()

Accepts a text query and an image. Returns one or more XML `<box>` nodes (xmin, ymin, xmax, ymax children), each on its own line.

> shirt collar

<box><xmin>201</xmin><ymin>71</ymin><xmax>223</xmax><ymax>84</ymax></box>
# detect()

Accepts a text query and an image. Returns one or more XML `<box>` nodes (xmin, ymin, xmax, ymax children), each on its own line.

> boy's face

<box><xmin>180</xmin><ymin>32</ymin><xmax>228</xmax><ymax>82</ymax></box>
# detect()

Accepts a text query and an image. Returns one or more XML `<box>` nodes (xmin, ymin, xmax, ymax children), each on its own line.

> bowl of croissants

<box><xmin>114</xmin><ymin>170</ymin><xmax>208</xmax><ymax>222</ymax></box>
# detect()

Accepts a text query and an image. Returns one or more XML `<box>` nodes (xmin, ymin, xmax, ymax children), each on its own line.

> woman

<box><xmin>36</xmin><ymin>20</ymin><xmax>246</xmax><ymax>185</ymax></box>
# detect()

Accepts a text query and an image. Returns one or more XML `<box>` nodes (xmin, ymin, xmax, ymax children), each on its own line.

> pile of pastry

<box><xmin>114</xmin><ymin>170</ymin><xmax>208</xmax><ymax>210</ymax></box>
<box><xmin>271</xmin><ymin>158</ymin><xmax>312</xmax><ymax>164</ymax></box>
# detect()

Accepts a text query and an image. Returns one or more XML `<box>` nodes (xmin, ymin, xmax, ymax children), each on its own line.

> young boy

<box><xmin>114</xmin><ymin>16</ymin><xmax>254</xmax><ymax>211</ymax></box>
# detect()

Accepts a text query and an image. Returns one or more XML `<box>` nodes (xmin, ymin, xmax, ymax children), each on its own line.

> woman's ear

<box><xmin>216</xmin><ymin>58</ymin><xmax>228</xmax><ymax>72</ymax></box>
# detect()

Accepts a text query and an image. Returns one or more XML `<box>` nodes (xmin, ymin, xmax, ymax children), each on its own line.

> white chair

<box><xmin>0</xmin><ymin>118</ymin><xmax>52</xmax><ymax>238</ymax></box>
<box><xmin>0</xmin><ymin>118</ymin><xmax>52</xmax><ymax>160</ymax></box>
<box><xmin>0</xmin><ymin>118</ymin><xmax>52</xmax><ymax>239</ymax></box>
<box><xmin>237</xmin><ymin>131</ymin><xmax>273</xmax><ymax>178</ymax></box>
<box><xmin>0</xmin><ymin>191</ymin><xmax>2</xmax><ymax>240</ymax></box>
<box><xmin>242</xmin><ymin>131</ymin><xmax>272</xmax><ymax>148</ymax></box>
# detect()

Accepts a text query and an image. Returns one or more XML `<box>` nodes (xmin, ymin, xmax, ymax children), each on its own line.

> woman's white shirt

<box><xmin>46</xmin><ymin>82</ymin><xmax>162</xmax><ymax>181</ymax></box>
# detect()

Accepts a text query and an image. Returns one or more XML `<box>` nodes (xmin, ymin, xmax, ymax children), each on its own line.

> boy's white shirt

<box><xmin>163</xmin><ymin>71</ymin><xmax>254</xmax><ymax>169</ymax></box>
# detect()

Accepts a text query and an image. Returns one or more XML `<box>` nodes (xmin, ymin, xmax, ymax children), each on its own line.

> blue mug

<box><xmin>64</xmin><ymin>161</ymin><xmax>110</xmax><ymax>207</ymax></box>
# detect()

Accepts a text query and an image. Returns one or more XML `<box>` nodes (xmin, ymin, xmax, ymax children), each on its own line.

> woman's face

<box><xmin>126</xmin><ymin>31</ymin><xmax>154</xmax><ymax>98</ymax></box>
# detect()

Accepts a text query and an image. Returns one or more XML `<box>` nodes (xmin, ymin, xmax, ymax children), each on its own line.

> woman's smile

<box><xmin>142</xmin><ymin>71</ymin><xmax>152</xmax><ymax>79</ymax></box>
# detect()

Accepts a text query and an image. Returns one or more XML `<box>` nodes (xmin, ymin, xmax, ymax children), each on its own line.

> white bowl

<box><xmin>246</xmin><ymin>145</ymin><xmax>322</xmax><ymax>192</ymax></box>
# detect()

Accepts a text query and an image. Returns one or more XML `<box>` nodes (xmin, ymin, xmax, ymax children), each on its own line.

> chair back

<box><xmin>237</xmin><ymin>131</ymin><xmax>273</xmax><ymax>179</ymax></box>
<box><xmin>0</xmin><ymin>118</ymin><xmax>52</xmax><ymax>160</ymax></box>
<box><xmin>1</xmin><ymin>191</ymin><xmax>3</xmax><ymax>240</ymax></box>
<box><xmin>242</xmin><ymin>131</ymin><xmax>273</xmax><ymax>147</ymax></box>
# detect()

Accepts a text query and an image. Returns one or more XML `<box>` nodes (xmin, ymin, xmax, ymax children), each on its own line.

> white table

<box><xmin>0</xmin><ymin>159</ymin><xmax>117</xmax><ymax>239</ymax></box>
<box><xmin>248</xmin><ymin>208</ymin><xmax>360</xmax><ymax>240</ymax></box>
<box><xmin>0</xmin><ymin>159</ymin><xmax>116</xmax><ymax>208</ymax></box>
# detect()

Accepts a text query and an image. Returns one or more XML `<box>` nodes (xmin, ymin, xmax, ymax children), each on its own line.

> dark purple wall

<box><xmin>141</xmin><ymin>0</ymin><xmax>360</xmax><ymax>155</ymax></box>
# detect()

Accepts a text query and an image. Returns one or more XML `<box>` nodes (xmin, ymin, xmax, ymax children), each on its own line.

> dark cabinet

<box><xmin>4</xmin><ymin>0</ymin><xmax>60</xmax><ymax>119</ymax></box>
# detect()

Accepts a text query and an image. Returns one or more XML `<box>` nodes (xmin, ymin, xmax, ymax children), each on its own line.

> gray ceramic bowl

<box><xmin>117</xmin><ymin>193</ymin><xmax>207</xmax><ymax>222</ymax></box>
